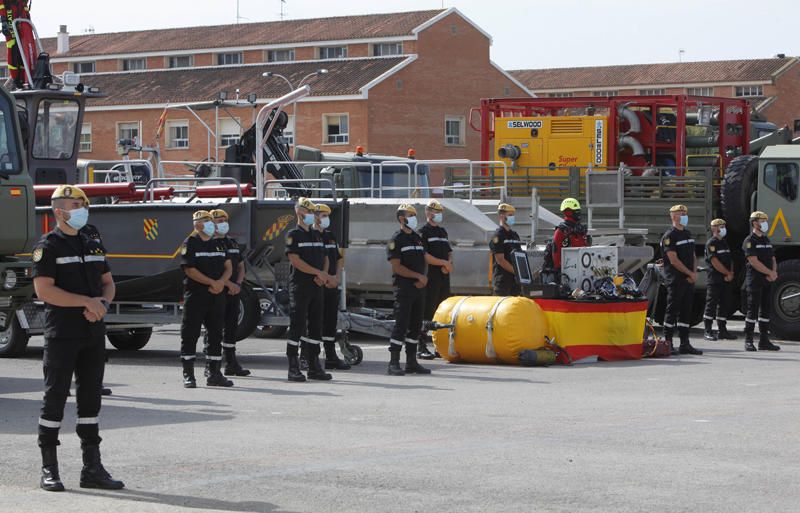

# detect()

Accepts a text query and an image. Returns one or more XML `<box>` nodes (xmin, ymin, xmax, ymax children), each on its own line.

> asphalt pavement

<box><xmin>1</xmin><ymin>321</ymin><xmax>799</xmax><ymax>513</ymax></box>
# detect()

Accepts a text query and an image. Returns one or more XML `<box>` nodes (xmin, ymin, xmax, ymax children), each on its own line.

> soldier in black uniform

<box><xmin>703</xmin><ymin>218</ymin><xmax>737</xmax><ymax>341</ymax></box>
<box><xmin>387</xmin><ymin>204</ymin><xmax>432</xmax><ymax>376</ymax></box>
<box><xmin>314</xmin><ymin>203</ymin><xmax>351</xmax><ymax>370</ymax></box>
<box><xmin>286</xmin><ymin>197</ymin><xmax>333</xmax><ymax>381</ymax></box>
<box><xmin>418</xmin><ymin>199</ymin><xmax>452</xmax><ymax>359</ymax></box>
<box><xmin>660</xmin><ymin>204</ymin><xmax>703</xmax><ymax>355</ymax></box>
<box><xmin>209</xmin><ymin>209</ymin><xmax>250</xmax><ymax>376</ymax></box>
<box><xmin>490</xmin><ymin>203</ymin><xmax>523</xmax><ymax>296</ymax></box>
<box><xmin>742</xmin><ymin>211</ymin><xmax>780</xmax><ymax>352</ymax></box>
<box><xmin>180</xmin><ymin>210</ymin><xmax>234</xmax><ymax>388</ymax></box>
<box><xmin>32</xmin><ymin>185</ymin><xmax>124</xmax><ymax>492</ymax></box>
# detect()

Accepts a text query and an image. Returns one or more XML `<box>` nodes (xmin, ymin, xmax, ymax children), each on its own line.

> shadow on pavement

<box><xmin>71</xmin><ymin>488</ymin><xmax>294</xmax><ymax>513</ymax></box>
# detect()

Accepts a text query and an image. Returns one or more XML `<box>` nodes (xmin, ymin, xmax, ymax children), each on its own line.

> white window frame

<box><xmin>72</xmin><ymin>61</ymin><xmax>95</xmax><ymax>74</ymax></box>
<box><xmin>121</xmin><ymin>58</ymin><xmax>146</xmax><ymax>71</ymax></box>
<box><xmin>592</xmin><ymin>90</ymin><xmax>618</xmax><ymax>97</ymax></box>
<box><xmin>444</xmin><ymin>115</ymin><xmax>465</xmax><ymax>147</ymax></box>
<box><xmin>217</xmin><ymin>52</ymin><xmax>243</xmax><ymax>66</ymax></box>
<box><xmin>267</xmin><ymin>49</ymin><xmax>295</xmax><ymax>63</ymax></box>
<box><xmin>639</xmin><ymin>88</ymin><xmax>666</xmax><ymax>96</ymax></box>
<box><xmin>219</xmin><ymin>117</ymin><xmax>241</xmax><ymax>147</ymax></box>
<box><xmin>548</xmin><ymin>92</ymin><xmax>574</xmax><ymax>98</ymax></box>
<box><xmin>735</xmin><ymin>85</ymin><xmax>763</xmax><ymax>97</ymax></box>
<box><xmin>116</xmin><ymin>121</ymin><xmax>141</xmax><ymax>145</ymax></box>
<box><xmin>79</xmin><ymin>123</ymin><xmax>92</xmax><ymax>153</ymax></box>
<box><xmin>166</xmin><ymin>120</ymin><xmax>190</xmax><ymax>149</ymax></box>
<box><xmin>167</xmin><ymin>55</ymin><xmax>194</xmax><ymax>68</ymax></box>
<box><xmin>323</xmin><ymin>113</ymin><xmax>349</xmax><ymax>145</ymax></box>
<box><xmin>687</xmin><ymin>87</ymin><xmax>714</xmax><ymax>96</ymax></box>
<box><xmin>319</xmin><ymin>46</ymin><xmax>347</xmax><ymax>60</ymax></box>
<box><xmin>372</xmin><ymin>42</ymin><xmax>403</xmax><ymax>56</ymax></box>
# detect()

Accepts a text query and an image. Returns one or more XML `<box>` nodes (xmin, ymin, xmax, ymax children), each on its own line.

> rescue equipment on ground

<box><xmin>642</xmin><ymin>321</ymin><xmax>671</xmax><ymax>358</ymax></box>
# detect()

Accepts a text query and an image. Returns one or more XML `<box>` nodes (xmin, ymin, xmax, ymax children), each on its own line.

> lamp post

<box><xmin>261</xmin><ymin>69</ymin><xmax>328</xmax><ymax>148</ymax></box>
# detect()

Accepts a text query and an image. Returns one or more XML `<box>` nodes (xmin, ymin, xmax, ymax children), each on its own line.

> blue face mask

<box><xmin>216</xmin><ymin>222</ymin><xmax>229</xmax><ymax>236</ymax></box>
<box><xmin>679</xmin><ymin>214</ymin><xmax>689</xmax><ymax>226</ymax></box>
<box><xmin>320</xmin><ymin>216</ymin><xmax>331</xmax><ymax>229</ymax></box>
<box><xmin>432</xmin><ymin>213</ymin><xmax>443</xmax><ymax>224</ymax></box>
<box><xmin>202</xmin><ymin>221</ymin><xmax>216</xmax><ymax>237</ymax></box>
<box><xmin>759</xmin><ymin>221</ymin><xmax>769</xmax><ymax>233</ymax></box>
<box><xmin>65</xmin><ymin>207</ymin><xmax>89</xmax><ymax>231</ymax></box>
<box><xmin>506</xmin><ymin>215</ymin><xmax>516</xmax><ymax>227</ymax></box>
<box><xmin>405</xmin><ymin>216</ymin><xmax>418</xmax><ymax>230</ymax></box>
<box><xmin>303</xmin><ymin>213</ymin><xmax>315</xmax><ymax>226</ymax></box>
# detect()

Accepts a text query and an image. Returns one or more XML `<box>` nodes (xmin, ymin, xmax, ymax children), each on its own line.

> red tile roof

<box><xmin>84</xmin><ymin>57</ymin><xmax>408</xmax><ymax>106</ymax></box>
<box><xmin>510</xmin><ymin>58</ymin><xmax>798</xmax><ymax>90</ymax></box>
<box><xmin>42</xmin><ymin>10</ymin><xmax>445</xmax><ymax>57</ymax></box>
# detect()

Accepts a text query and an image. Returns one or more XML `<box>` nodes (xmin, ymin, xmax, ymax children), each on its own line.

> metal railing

<box><xmin>143</xmin><ymin>177</ymin><xmax>246</xmax><ymax>202</ymax></box>
<box><xmin>264</xmin><ymin>178</ymin><xmax>336</xmax><ymax>200</ymax></box>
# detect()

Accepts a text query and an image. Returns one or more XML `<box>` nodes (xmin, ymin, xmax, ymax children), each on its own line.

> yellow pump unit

<box><xmin>494</xmin><ymin>116</ymin><xmax>608</xmax><ymax>175</ymax></box>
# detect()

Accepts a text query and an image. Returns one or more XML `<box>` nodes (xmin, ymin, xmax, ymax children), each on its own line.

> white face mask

<box><xmin>719</xmin><ymin>227</ymin><xmax>727</xmax><ymax>238</ymax></box>
<box><xmin>64</xmin><ymin>207</ymin><xmax>89</xmax><ymax>231</ymax></box>
<box><xmin>216</xmin><ymin>221</ymin><xmax>229</xmax><ymax>235</ymax></box>
<box><xmin>432</xmin><ymin>213</ymin><xmax>443</xmax><ymax>224</ymax></box>
<box><xmin>759</xmin><ymin>221</ymin><xmax>769</xmax><ymax>233</ymax></box>
<box><xmin>202</xmin><ymin>221</ymin><xmax>216</xmax><ymax>237</ymax></box>
<box><xmin>405</xmin><ymin>215</ymin><xmax>418</xmax><ymax>230</ymax></box>
<box><xmin>320</xmin><ymin>216</ymin><xmax>331</xmax><ymax>229</ymax></box>
<box><xmin>505</xmin><ymin>215</ymin><xmax>516</xmax><ymax>227</ymax></box>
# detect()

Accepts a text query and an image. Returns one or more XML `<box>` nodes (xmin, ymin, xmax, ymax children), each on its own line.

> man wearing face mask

<box><xmin>418</xmin><ymin>199</ymin><xmax>452</xmax><ymax>359</ymax></box>
<box><xmin>32</xmin><ymin>185</ymin><xmax>124</xmax><ymax>492</ymax></box>
<box><xmin>660</xmin><ymin>205</ymin><xmax>703</xmax><ymax>355</ymax></box>
<box><xmin>179</xmin><ymin>210</ymin><xmax>234</xmax><ymax>388</ymax></box>
<box><xmin>314</xmin><ymin>203</ymin><xmax>350</xmax><ymax>370</ymax></box>
<box><xmin>703</xmin><ymin>219</ymin><xmax>736</xmax><ymax>341</ymax></box>
<box><xmin>386</xmin><ymin>204</ymin><xmax>431</xmax><ymax>376</ymax></box>
<box><xmin>209</xmin><ymin>209</ymin><xmax>250</xmax><ymax>377</ymax></box>
<box><xmin>551</xmin><ymin>198</ymin><xmax>591</xmax><ymax>275</ymax></box>
<box><xmin>285</xmin><ymin>197</ymin><xmax>333</xmax><ymax>381</ymax></box>
<box><xmin>490</xmin><ymin>203</ymin><xmax>523</xmax><ymax>296</ymax></box>
<box><xmin>742</xmin><ymin>211</ymin><xmax>780</xmax><ymax>352</ymax></box>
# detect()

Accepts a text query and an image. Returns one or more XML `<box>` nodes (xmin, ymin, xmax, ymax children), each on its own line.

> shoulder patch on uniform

<box><xmin>492</xmin><ymin>236</ymin><xmax>499</xmax><ymax>244</ymax></box>
<box><xmin>745</xmin><ymin>241</ymin><xmax>751</xmax><ymax>249</ymax></box>
<box><xmin>388</xmin><ymin>241</ymin><xmax>396</xmax><ymax>251</ymax></box>
<box><xmin>664</xmin><ymin>238</ymin><xmax>670</xmax><ymax>246</ymax></box>
<box><xmin>709</xmin><ymin>246</ymin><xmax>715</xmax><ymax>253</ymax></box>
<box><xmin>286</xmin><ymin>236</ymin><xmax>293</xmax><ymax>246</ymax></box>
<box><xmin>32</xmin><ymin>247</ymin><xmax>43</xmax><ymax>262</ymax></box>
<box><xmin>180</xmin><ymin>244</ymin><xmax>188</xmax><ymax>256</ymax></box>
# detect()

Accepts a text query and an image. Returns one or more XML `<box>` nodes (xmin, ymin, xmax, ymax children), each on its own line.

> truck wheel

<box><xmin>107</xmin><ymin>327</ymin><xmax>152</xmax><ymax>351</ymax></box>
<box><xmin>721</xmin><ymin>155</ymin><xmax>758</xmax><ymax>245</ymax></box>
<box><xmin>234</xmin><ymin>285</ymin><xmax>261</xmax><ymax>342</ymax></box>
<box><xmin>770</xmin><ymin>260</ymin><xmax>800</xmax><ymax>341</ymax></box>
<box><xmin>254</xmin><ymin>296</ymin><xmax>288</xmax><ymax>339</ymax></box>
<box><xmin>0</xmin><ymin>312</ymin><xmax>30</xmax><ymax>358</ymax></box>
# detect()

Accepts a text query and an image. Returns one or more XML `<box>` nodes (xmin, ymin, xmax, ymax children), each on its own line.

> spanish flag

<box><xmin>155</xmin><ymin>108</ymin><xmax>168</xmax><ymax>140</ymax></box>
<box><xmin>535</xmin><ymin>299</ymin><xmax>647</xmax><ymax>361</ymax></box>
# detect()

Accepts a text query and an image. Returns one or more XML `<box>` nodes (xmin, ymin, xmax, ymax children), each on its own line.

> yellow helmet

<box><xmin>51</xmin><ymin>185</ymin><xmax>90</xmax><ymax>205</ymax></box>
<box><xmin>315</xmin><ymin>203</ymin><xmax>332</xmax><ymax>215</ymax></box>
<box><xmin>426</xmin><ymin>199</ymin><xmax>444</xmax><ymax>212</ymax></box>
<box><xmin>192</xmin><ymin>210</ymin><xmax>212</xmax><ymax>222</ymax></box>
<box><xmin>210</xmin><ymin>209</ymin><xmax>228</xmax><ymax>220</ymax></box>
<box><xmin>669</xmin><ymin>204</ymin><xmax>688</xmax><ymax>213</ymax></box>
<box><xmin>397</xmin><ymin>204</ymin><xmax>417</xmax><ymax>216</ymax></box>
<box><xmin>749</xmin><ymin>211</ymin><xmax>768</xmax><ymax>221</ymax></box>
<box><xmin>498</xmin><ymin>203</ymin><xmax>516</xmax><ymax>214</ymax></box>
<box><xmin>710</xmin><ymin>218</ymin><xmax>726</xmax><ymax>227</ymax></box>
<box><xmin>560</xmin><ymin>197</ymin><xmax>581</xmax><ymax>212</ymax></box>
<box><xmin>297</xmin><ymin>197</ymin><xmax>316</xmax><ymax>211</ymax></box>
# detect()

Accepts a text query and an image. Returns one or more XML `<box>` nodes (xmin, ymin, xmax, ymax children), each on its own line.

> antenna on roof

<box><xmin>280</xmin><ymin>0</ymin><xmax>287</xmax><ymax>21</ymax></box>
<box><xmin>678</xmin><ymin>49</ymin><xmax>685</xmax><ymax>62</ymax></box>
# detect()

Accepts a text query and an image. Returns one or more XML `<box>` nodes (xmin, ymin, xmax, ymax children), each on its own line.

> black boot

<box><xmin>405</xmin><ymin>342</ymin><xmax>432</xmax><ymax>374</ymax></box>
<box><xmin>416</xmin><ymin>340</ymin><xmax>435</xmax><ymax>360</ymax></box>
<box><xmin>40</xmin><ymin>446</ymin><xmax>64</xmax><ymax>492</ymax></box>
<box><xmin>703</xmin><ymin>319</ymin><xmax>717</xmax><ymax>341</ymax></box>
<box><xmin>206</xmin><ymin>360</ymin><xmax>234</xmax><ymax>387</ymax></box>
<box><xmin>224</xmin><ymin>347</ymin><xmax>251</xmax><ymax>376</ymax></box>
<box><xmin>717</xmin><ymin>321</ymin><xmax>737</xmax><ymax>340</ymax></box>
<box><xmin>299</xmin><ymin>342</ymin><xmax>309</xmax><ymax>371</ymax></box>
<box><xmin>664</xmin><ymin>328</ymin><xmax>679</xmax><ymax>356</ymax></box>
<box><xmin>287</xmin><ymin>344</ymin><xmax>306</xmax><ymax>382</ymax></box>
<box><xmin>324</xmin><ymin>341</ymin><xmax>351</xmax><ymax>370</ymax></box>
<box><xmin>307</xmin><ymin>344</ymin><xmax>333</xmax><ymax>380</ymax></box>
<box><xmin>758</xmin><ymin>331</ymin><xmax>780</xmax><ymax>351</ymax></box>
<box><xmin>182</xmin><ymin>360</ymin><xmax>196</xmax><ymax>388</ymax></box>
<box><xmin>388</xmin><ymin>350</ymin><xmax>405</xmax><ymax>376</ymax></box>
<box><xmin>744</xmin><ymin>330</ymin><xmax>757</xmax><ymax>351</ymax></box>
<box><xmin>678</xmin><ymin>329</ymin><xmax>703</xmax><ymax>355</ymax></box>
<box><xmin>79</xmin><ymin>444</ymin><xmax>124</xmax><ymax>490</ymax></box>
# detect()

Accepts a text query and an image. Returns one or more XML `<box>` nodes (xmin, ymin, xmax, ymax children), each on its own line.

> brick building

<box><xmin>510</xmin><ymin>57</ymin><xmax>800</xmax><ymax>132</ymax></box>
<box><xmin>1</xmin><ymin>8</ymin><xmax>531</xmax><ymax>183</ymax></box>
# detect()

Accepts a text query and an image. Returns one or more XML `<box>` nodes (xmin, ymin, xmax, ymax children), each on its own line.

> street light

<box><xmin>261</xmin><ymin>68</ymin><xmax>329</xmax><ymax>148</ymax></box>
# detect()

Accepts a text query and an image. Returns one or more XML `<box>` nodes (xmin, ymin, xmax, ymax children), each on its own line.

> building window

<box><xmin>72</xmin><ymin>62</ymin><xmax>95</xmax><ymax>74</ymax></box>
<box><xmin>319</xmin><ymin>46</ymin><xmax>347</xmax><ymax>59</ymax></box>
<box><xmin>283</xmin><ymin>115</ymin><xmax>295</xmax><ymax>146</ymax></box>
<box><xmin>217</xmin><ymin>52</ymin><xmax>243</xmax><ymax>66</ymax></box>
<box><xmin>445</xmin><ymin>115</ymin><xmax>465</xmax><ymax>146</ymax></box>
<box><xmin>117</xmin><ymin>121</ymin><xmax>140</xmax><ymax>145</ymax></box>
<box><xmin>166</xmin><ymin>120</ymin><xmax>189</xmax><ymax>148</ymax></box>
<box><xmin>0</xmin><ymin>66</ymin><xmax>8</xmax><ymax>79</ymax></box>
<box><xmin>735</xmin><ymin>85</ymin><xmax>763</xmax><ymax>97</ymax></box>
<box><xmin>373</xmin><ymin>42</ymin><xmax>403</xmax><ymax>56</ymax></box>
<box><xmin>267</xmin><ymin>49</ymin><xmax>295</xmax><ymax>62</ymax></box>
<box><xmin>639</xmin><ymin>88</ymin><xmax>666</xmax><ymax>96</ymax></box>
<box><xmin>219</xmin><ymin>118</ymin><xmax>241</xmax><ymax>147</ymax></box>
<box><xmin>592</xmin><ymin>90</ymin><xmax>618</xmax><ymax>97</ymax></box>
<box><xmin>763</xmin><ymin>162</ymin><xmax>798</xmax><ymax>201</ymax></box>
<box><xmin>167</xmin><ymin>55</ymin><xmax>193</xmax><ymax>68</ymax></box>
<box><xmin>79</xmin><ymin>123</ymin><xmax>92</xmax><ymax>153</ymax></box>
<box><xmin>121</xmin><ymin>58</ymin><xmax>146</xmax><ymax>71</ymax></box>
<box><xmin>323</xmin><ymin>114</ymin><xmax>349</xmax><ymax>144</ymax></box>
<box><xmin>687</xmin><ymin>87</ymin><xmax>714</xmax><ymax>96</ymax></box>
<box><xmin>548</xmin><ymin>92</ymin><xmax>574</xmax><ymax>98</ymax></box>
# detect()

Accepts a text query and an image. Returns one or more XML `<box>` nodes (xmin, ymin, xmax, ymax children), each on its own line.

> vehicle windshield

<box><xmin>32</xmin><ymin>99</ymin><xmax>79</xmax><ymax>160</ymax></box>
<box><xmin>0</xmin><ymin>100</ymin><xmax>23</xmax><ymax>174</ymax></box>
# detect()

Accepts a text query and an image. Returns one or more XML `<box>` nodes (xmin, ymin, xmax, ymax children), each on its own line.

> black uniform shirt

<box><xmin>705</xmin><ymin>237</ymin><xmax>732</xmax><ymax>284</ymax></box>
<box><xmin>32</xmin><ymin>227</ymin><xmax>110</xmax><ymax>339</ymax></box>
<box><xmin>660</xmin><ymin>226</ymin><xmax>695</xmax><ymax>284</ymax></box>
<box><xmin>387</xmin><ymin>229</ymin><xmax>426</xmax><ymax>288</ymax></box>
<box><xmin>420</xmin><ymin>223</ymin><xmax>452</xmax><ymax>264</ymax></box>
<box><xmin>489</xmin><ymin>226</ymin><xmax>522</xmax><ymax>283</ymax></box>
<box><xmin>285</xmin><ymin>225</ymin><xmax>325</xmax><ymax>285</ymax></box>
<box><xmin>743</xmin><ymin>233</ymin><xmax>774</xmax><ymax>287</ymax></box>
<box><xmin>222</xmin><ymin>236</ymin><xmax>242</xmax><ymax>284</ymax></box>
<box><xmin>320</xmin><ymin>228</ymin><xmax>342</xmax><ymax>276</ymax></box>
<box><xmin>181</xmin><ymin>234</ymin><xmax>229</xmax><ymax>292</ymax></box>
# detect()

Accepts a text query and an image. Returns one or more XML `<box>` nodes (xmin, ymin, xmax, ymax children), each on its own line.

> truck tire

<box><xmin>107</xmin><ymin>327</ymin><xmax>153</xmax><ymax>351</ymax></box>
<box><xmin>721</xmin><ymin>155</ymin><xmax>758</xmax><ymax>245</ymax></box>
<box><xmin>254</xmin><ymin>295</ymin><xmax>288</xmax><ymax>339</ymax></box>
<box><xmin>0</xmin><ymin>313</ymin><xmax>29</xmax><ymax>358</ymax></box>
<box><xmin>234</xmin><ymin>285</ymin><xmax>261</xmax><ymax>342</ymax></box>
<box><xmin>769</xmin><ymin>260</ymin><xmax>800</xmax><ymax>341</ymax></box>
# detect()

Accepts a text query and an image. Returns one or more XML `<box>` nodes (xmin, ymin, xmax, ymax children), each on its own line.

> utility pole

<box><xmin>678</xmin><ymin>49</ymin><xmax>685</xmax><ymax>63</ymax></box>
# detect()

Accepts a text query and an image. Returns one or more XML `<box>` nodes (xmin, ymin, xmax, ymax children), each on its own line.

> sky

<box><xmin>31</xmin><ymin>0</ymin><xmax>799</xmax><ymax>70</ymax></box>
